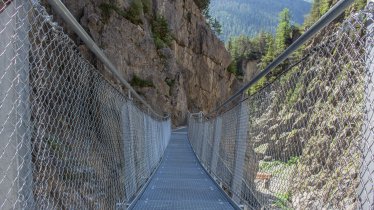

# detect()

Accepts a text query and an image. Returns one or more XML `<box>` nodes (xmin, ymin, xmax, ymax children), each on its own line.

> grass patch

<box><xmin>130</xmin><ymin>75</ymin><xmax>154</xmax><ymax>88</ymax></box>
<box><xmin>286</xmin><ymin>156</ymin><xmax>299</xmax><ymax>165</ymax></box>
<box><xmin>126</xmin><ymin>0</ymin><xmax>144</xmax><ymax>25</ymax></box>
<box><xmin>259</xmin><ymin>157</ymin><xmax>299</xmax><ymax>174</ymax></box>
<box><xmin>275</xmin><ymin>192</ymin><xmax>293</xmax><ymax>210</ymax></box>
<box><xmin>99</xmin><ymin>1</ymin><xmax>144</xmax><ymax>25</ymax></box>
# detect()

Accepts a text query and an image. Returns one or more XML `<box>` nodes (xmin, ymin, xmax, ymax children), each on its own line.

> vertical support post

<box><xmin>201</xmin><ymin>122</ymin><xmax>209</xmax><ymax>165</ymax></box>
<box><xmin>196</xmin><ymin>113</ymin><xmax>204</xmax><ymax>158</ymax></box>
<box><xmin>231</xmin><ymin>95</ymin><xmax>249</xmax><ymax>203</ymax></box>
<box><xmin>0</xmin><ymin>1</ymin><xmax>34</xmax><ymax>208</ymax></box>
<box><xmin>211</xmin><ymin>117</ymin><xmax>222</xmax><ymax>175</ymax></box>
<box><xmin>360</xmin><ymin>2</ymin><xmax>374</xmax><ymax>209</ymax></box>
<box><xmin>143</xmin><ymin>115</ymin><xmax>151</xmax><ymax>177</ymax></box>
<box><xmin>122</xmin><ymin>102</ymin><xmax>137</xmax><ymax>202</ymax></box>
<box><xmin>150</xmin><ymin>119</ymin><xmax>156</xmax><ymax>168</ymax></box>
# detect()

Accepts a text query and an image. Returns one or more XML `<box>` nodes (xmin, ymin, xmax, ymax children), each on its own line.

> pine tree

<box><xmin>275</xmin><ymin>8</ymin><xmax>292</xmax><ymax>54</ymax></box>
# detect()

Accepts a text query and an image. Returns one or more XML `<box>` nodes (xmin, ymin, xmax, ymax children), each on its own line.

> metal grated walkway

<box><xmin>131</xmin><ymin>128</ymin><xmax>238</xmax><ymax>210</ymax></box>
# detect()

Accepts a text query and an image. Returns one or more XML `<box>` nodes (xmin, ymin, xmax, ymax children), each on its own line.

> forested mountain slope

<box><xmin>210</xmin><ymin>0</ymin><xmax>311</xmax><ymax>41</ymax></box>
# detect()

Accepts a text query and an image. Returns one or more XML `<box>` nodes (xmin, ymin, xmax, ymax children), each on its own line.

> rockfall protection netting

<box><xmin>188</xmin><ymin>5</ymin><xmax>374</xmax><ymax>210</ymax></box>
<box><xmin>0</xmin><ymin>0</ymin><xmax>171</xmax><ymax>209</ymax></box>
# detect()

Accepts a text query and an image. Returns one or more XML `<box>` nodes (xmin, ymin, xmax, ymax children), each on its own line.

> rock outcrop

<box><xmin>45</xmin><ymin>0</ymin><xmax>237</xmax><ymax>126</ymax></box>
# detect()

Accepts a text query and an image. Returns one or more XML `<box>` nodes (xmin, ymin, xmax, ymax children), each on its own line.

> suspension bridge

<box><xmin>0</xmin><ymin>0</ymin><xmax>373</xmax><ymax>209</ymax></box>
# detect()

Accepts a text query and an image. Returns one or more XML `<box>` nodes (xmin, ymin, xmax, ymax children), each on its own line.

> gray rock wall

<box><xmin>45</xmin><ymin>0</ymin><xmax>237</xmax><ymax>126</ymax></box>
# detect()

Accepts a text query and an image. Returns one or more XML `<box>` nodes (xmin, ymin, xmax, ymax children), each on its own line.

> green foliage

<box><xmin>259</xmin><ymin>160</ymin><xmax>281</xmax><ymax>171</ymax></box>
<box><xmin>259</xmin><ymin>157</ymin><xmax>299</xmax><ymax>172</ymax></box>
<box><xmin>248</xmin><ymin>77</ymin><xmax>268</xmax><ymax>95</ymax></box>
<box><xmin>257</xmin><ymin>9</ymin><xmax>297</xmax><ymax>82</ymax></box>
<box><xmin>275</xmin><ymin>8</ymin><xmax>292</xmax><ymax>53</ymax></box>
<box><xmin>286</xmin><ymin>156</ymin><xmax>300</xmax><ymax>166</ymax></box>
<box><xmin>99</xmin><ymin>3</ymin><xmax>113</xmax><ymax>22</ymax></box>
<box><xmin>99</xmin><ymin>1</ymin><xmax>145</xmax><ymax>25</ymax></box>
<box><xmin>353</xmin><ymin>0</ymin><xmax>367</xmax><ymax>11</ymax></box>
<box><xmin>275</xmin><ymin>192</ymin><xmax>293</xmax><ymax>210</ymax></box>
<box><xmin>233</xmin><ymin>9</ymin><xmax>298</xmax><ymax>91</ymax></box>
<box><xmin>126</xmin><ymin>0</ymin><xmax>144</xmax><ymax>25</ymax></box>
<box><xmin>260</xmin><ymin>33</ymin><xmax>276</xmax><ymax>69</ymax></box>
<box><xmin>227</xmin><ymin>60</ymin><xmax>239</xmax><ymax>75</ymax></box>
<box><xmin>287</xmin><ymin>82</ymin><xmax>303</xmax><ymax>106</ymax></box>
<box><xmin>99</xmin><ymin>3</ymin><xmax>127</xmax><ymax>22</ymax></box>
<box><xmin>141</xmin><ymin>0</ymin><xmax>152</xmax><ymax>14</ymax></box>
<box><xmin>228</xmin><ymin>34</ymin><xmax>268</xmax><ymax>61</ymax></box>
<box><xmin>211</xmin><ymin>18</ymin><xmax>222</xmax><ymax>35</ymax></box>
<box><xmin>194</xmin><ymin>0</ymin><xmax>211</xmax><ymax>11</ymax></box>
<box><xmin>204</xmin><ymin>8</ymin><xmax>223</xmax><ymax>36</ymax></box>
<box><xmin>151</xmin><ymin>15</ymin><xmax>173</xmax><ymax>49</ymax></box>
<box><xmin>226</xmin><ymin>33</ymin><xmax>270</xmax><ymax>76</ymax></box>
<box><xmin>130</xmin><ymin>75</ymin><xmax>154</xmax><ymax>88</ymax></box>
<box><xmin>319</xmin><ymin>0</ymin><xmax>331</xmax><ymax>15</ymax></box>
<box><xmin>305</xmin><ymin>0</ymin><xmax>366</xmax><ymax>28</ymax></box>
<box><xmin>304</xmin><ymin>0</ymin><xmax>322</xmax><ymax>28</ymax></box>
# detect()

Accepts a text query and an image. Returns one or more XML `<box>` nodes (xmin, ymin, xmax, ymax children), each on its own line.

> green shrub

<box><xmin>151</xmin><ymin>15</ymin><xmax>173</xmax><ymax>49</ymax></box>
<box><xmin>227</xmin><ymin>60</ymin><xmax>238</xmax><ymax>75</ymax></box>
<box><xmin>154</xmin><ymin>37</ymin><xmax>166</xmax><ymax>49</ymax></box>
<box><xmin>98</xmin><ymin>1</ymin><xmax>144</xmax><ymax>25</ymax></box>
<box><xmin>99</xmin><ymin>3</ymin><xmax>117</xmax><ymax>22</ymax></box>
<box><xmin>141</xmin><ymin>0</ymin><xmax>151</xmax><ymax>14</ymax></box>
<box><xmin>130</xmin><ymin>75</ymin><xmax>154</xmax><ymax>88</ymax></box>
<box><xmin>126</xmin><ymin>0</ymin><xmax>144</xmax><ymax>25</ymax></box>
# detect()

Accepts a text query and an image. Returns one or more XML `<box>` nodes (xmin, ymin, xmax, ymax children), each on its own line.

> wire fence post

<box><xmin>360</xmin><ymin>2</ymin><xmax>374</xmax><ymax>208</ymax></box>
<box><xmin>197</xmin><ymin>114</ymin><xmax>204</xmax><ymax>158</ymax></box>
<box><xmin>201</xmin><ymin>122</ymin><xmax>209</xmax><ymax>166</ymax></box>
<box><xmin>211</xmin><ymin>117</ymin><xmax>222</xmax><ymax>175</ymax></box>
<box><xmin>231</xmin><ymin>95</ymin><xmax>249</xmax><ymax>203</ymax></box>
<box><xmin>143</xmin><ymin>115</ymin><xmax>151</xmax><ymax>177</ymax></box>
<box><xmin>122</xmin><ymin>102</ymin><xmax>137</xmax><ymax>203</ymax></box>
<box><xmin>0</xmin><ymin>1</ymin><xmax>34</xmax><ymax>208</ymax></box>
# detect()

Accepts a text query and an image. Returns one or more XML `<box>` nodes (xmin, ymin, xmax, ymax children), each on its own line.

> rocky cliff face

<box><xmin>47</xmin><ymin>0</ymin><xmax>237</xmax><ymax>126</ymax></box>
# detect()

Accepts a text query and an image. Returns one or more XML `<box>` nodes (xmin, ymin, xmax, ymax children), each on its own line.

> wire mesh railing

<box><xmin>0</xmin><ymin>0</ymin><xmax>171</xmax><ymax>209</ymax></box>
<box><xmin>188</xmin><ymin>4</ymin><xmax>374</xmax><ymax>210</ymax></box>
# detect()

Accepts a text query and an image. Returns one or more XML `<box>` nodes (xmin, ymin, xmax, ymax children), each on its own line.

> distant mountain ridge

<box><xmin>210</xmin><ymin>0</ymin><xmax>312</xmax><ymax>41</ymax></box>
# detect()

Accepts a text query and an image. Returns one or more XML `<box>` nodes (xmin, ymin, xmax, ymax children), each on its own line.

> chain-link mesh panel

<box><xmin>188</xmin><ymin>5</ymin><xmax>374</xmax><ymax>210</ymax></box>
<box><xmin>0</xmin><ymin>0</ymin><xmax>171</xmax><ymax>209</ymax></box>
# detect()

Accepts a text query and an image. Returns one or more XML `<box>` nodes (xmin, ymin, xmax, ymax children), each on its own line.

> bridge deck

<box><xmin>131</xmin><ymin>128</ymin><xmax>237</xmax><ymax>210</ymax></box>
